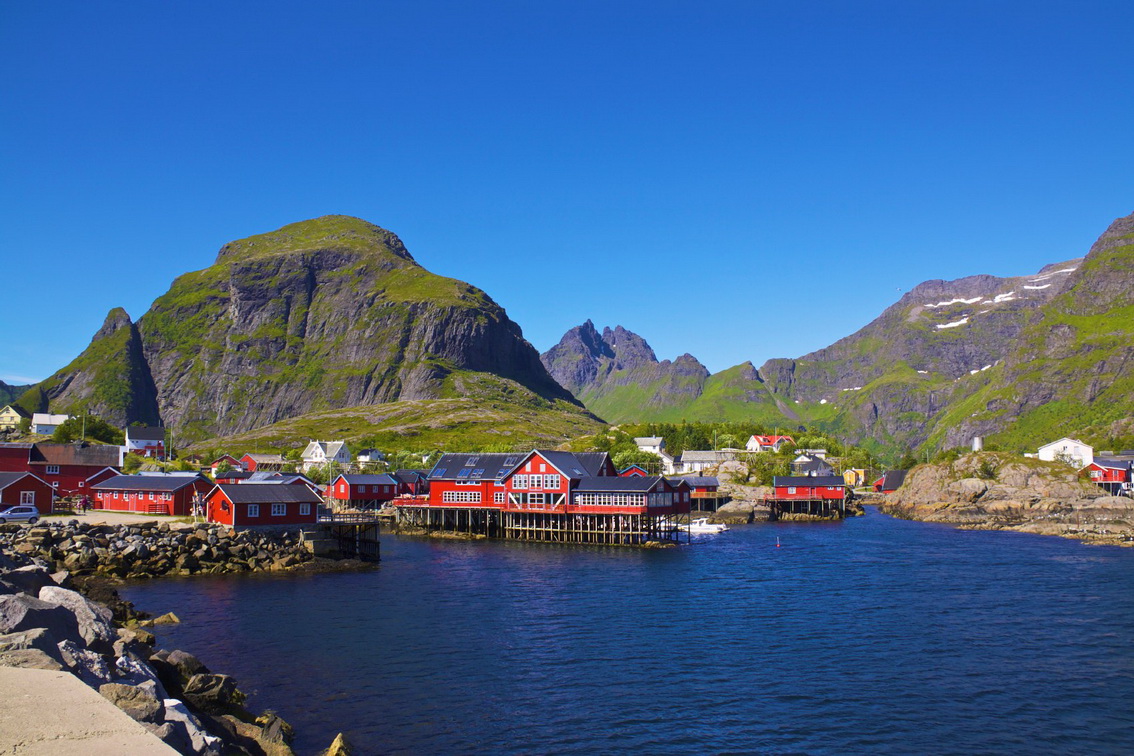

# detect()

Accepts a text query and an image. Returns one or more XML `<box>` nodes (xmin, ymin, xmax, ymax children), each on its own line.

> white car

<box><xmin>0</xmin><ymin>505</ymin><xmax>41</xmax><ymax>524</ymax></box>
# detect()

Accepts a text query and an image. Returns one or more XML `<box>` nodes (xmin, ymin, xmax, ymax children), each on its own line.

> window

<box><xmin>528</xmin><ymin>493</ymin><xmax>545</xmax><ymax>505</ymax></box>
<box><xmin>78</xmin><ymin>481</ymin><xmax>84</xmax><ymax>488</ymax></box>
<box><xmin>114</xmin><ymin>491</ymin><xmax>120</xmax><ymax>499</ymax></box>
<box><xmin>271</xmin><ymin>503</ymin><xmax>286</xmax><ymax>516</ymax></box>
<box><xmin>543</xmin><ymin>474</ymin><xmax>561</xmax><ymax>490</ymax></box>
<box><xmin>433</xmin><ymin>468</ymin><xmax>447</xmax><ymax>478</ymax></box>
<box><xmin>471</xmin><ymin>469</ymin><xmax>485</xmax><ymax>478</ymax></box>
<box><xmin>357</xmin><ymin>484</ymin><xmax>365</xmax><ymax>493</ymax></box>
<box><xmin>46</xmin><ymin>465</ymin><xmax>60</xmax><ymax>475</ymax></box>
<box><xmin>19</xmin><ymin>491</ymin><xmax>34</xmax><ymax>505</ymax></box>
<box><xmin>788</xmin><ymin>487</ymin><xmax>797</xmax><ymax>494</ymax></box>
<box><xmin>442</xmin><ymin>490</ymin><xmax>481</xmax><ymax>503</ymax></box>
<box><xmin>465</xmin><ymin>456</ymin><xmax>478</xmax><ymax>466</ymax></box>
<box><xmin>494</xmin><ymin>492</ymin><xmax>506</xmax><ymax>504</ymax></box>
<box><xmin>504</xmin><ymin>456</ymin><xmax>519</xmax><ymax>466</ymax></box>
<box><xmin>456</xmin><ymin>469</ymin><xmax>471</xmax><ymax>479</ymax></box>
<box><xmin>299</xmin><ymin>503</ymin><xmax>311</xmax><ymax>516</ymax></box>
<box><xmin>247</xmin><ymin>504</ymin><xmax>260</xmax><ymax>518</ymax></box>
<box><xmin>513</xmin><ymin>474</ymin><xmax>528</xmax><ymax>489</ymax></box>
<box><xmin>164</xmin><ymin>493</ymin><xmax>171</xmax><ymax>500</ymax></box>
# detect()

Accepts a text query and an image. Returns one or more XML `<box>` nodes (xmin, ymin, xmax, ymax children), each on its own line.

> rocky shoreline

<box><xmin>0</xmin><ymin>519</ymin><xmax>367</xmax><ymax>754</ymax></box>
<box><xmin>881</xmin><ymin>453</ymin><xmax>1134</xmax><ymax>547</ymax></box>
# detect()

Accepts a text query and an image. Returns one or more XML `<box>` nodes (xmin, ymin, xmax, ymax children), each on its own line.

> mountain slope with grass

<box><xmin>21</xmin><ymin>215</ymin><xmax>598</xmax><ymax>445</ymax></box>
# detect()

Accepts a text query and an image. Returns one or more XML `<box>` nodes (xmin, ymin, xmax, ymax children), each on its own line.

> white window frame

<box><xmin>494</xmin><ymin>491</ymin><xmax>506</xmax><ymax>504</ymax></box>
<box><xmin>247</xmin><ymin>504</ymin><xmax>260</xmax><ymax>518</ymax></box>
<box><xmin>271</xmin><ymin>503</ymin><xmax>286</xmax><ymax>516</ymax></box>
<box><xmin>513</xmin><ymin>474</ymin><xmax>528</xmax><ymax>490</ymax></box>
<box><xmin>442</xmin><ymin>490</ymin><xmax>481</xmax><ymax>503</ymax></box>
<box><xmin>788</xmin><ymin>487</ymin><xmax>797</xmax><ymax>494</ymax></box>
<box><xmin>528</xmin><ymin>492</ymin><xmax>545</xmax><ymax>505</ymax></box>
<box><xmin>46</xmin><ymin>465</ymin><xmax>60</xmax><ymax>475</ymax></box>
<box><xmin>19</xmin><ymin>491</ymin><xmax>34</xmax><ymax>505</ymax></box>
<box><xmin>544</xmin><ymin>474</ymin><xmax>560</xmax><ymax>490</ymax></box>
<box><xmin>299</xmin><ymin>503</ymin><xmax>311</xmax><ymax>516</ymax></box>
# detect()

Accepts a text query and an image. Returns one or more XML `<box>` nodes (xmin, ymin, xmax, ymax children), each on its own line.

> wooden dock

<box><xmin>302</xmin><ymin>512</ymin><xmax>381</xmax><ymax>561</ymax></box>
<box><xmin>395</xmin><ymin>505</ymin><xmax>689</xmax><ymax>546</ymax></box>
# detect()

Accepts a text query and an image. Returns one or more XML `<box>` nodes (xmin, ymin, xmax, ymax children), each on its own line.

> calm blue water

<box><xmin>122</xmin><ymin>508</ymin><xmax>1134</xmax><ymax>755</ymax></box>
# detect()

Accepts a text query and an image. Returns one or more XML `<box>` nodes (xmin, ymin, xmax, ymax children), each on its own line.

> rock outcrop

<box><xmin>882</xmin><ymin>452</ymin><xmax>1134</xmax><ymax>545</ymax></box>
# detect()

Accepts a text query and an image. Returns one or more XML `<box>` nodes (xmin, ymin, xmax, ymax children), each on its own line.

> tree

<box><xmin>122</xmin><ymin>454</ymin><xmax>143</xmax><ymax>473</ymax></box>
<box><xmin>214</xmin><ymin>461</ymin><xmax>233</xmax><ymax>475</ymax></box>
<box><xmin>52</xmin><ymin>415</ymin><xmax>124</xmax><ymax>445</ymax></box>
<box><xmin>612</xmin><ymin>449</ymin><xmax>661</xmax><ymax>473</ymax></box>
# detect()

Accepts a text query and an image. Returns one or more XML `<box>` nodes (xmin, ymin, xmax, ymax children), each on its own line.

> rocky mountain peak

<box><xmin>214</xmin><ymin>215</ymin><xmax>416</xmax><ymax>267</ymax></box>
<box><xmin>93</xmin><ymin>307</ymin><xmax>132</xmax><ymax>341</ymax></box>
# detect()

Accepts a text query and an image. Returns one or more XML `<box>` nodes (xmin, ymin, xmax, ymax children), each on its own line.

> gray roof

<box><xmin>213</xmin><ymin>483</ymin><xmax>321</xmax><ymax>504</ymax></box>
<box><xmin>215</xmin><ymin>470</ymin><xmax>253</xmax><ymax>480</ymax></box>
<box><xmin>93</xmin><ymin>474</ymin><xmax>208</xmax><ymax>492</ymax></box>
<box><xmin>0</xmin><ymin>472</ymin><xmax>46</xmax><ymax>490</ymax></box>
<box><xmin>679</xmin><ymin>450</ymin><xmax>733</xmax><ymax>463</ymax></box>
<box><xmin>126</xmin><ymin>426</ymin><xmax>165</xmax><ymax>441</ymax></box>
<box><xmin>334</xmin><ymin>474</ymin><xmax>398</xmax><ymax>485</ymax></box>
<box><xmin>879</xmin><ymin>470</ymin><xmax>908</xmax><ymax>490</ymax></box>
<box><xmin>634</xmin><ymin>437</ymin><xmax>664</xmax><ymax>446</ymax></box>
<box><xmin>574</xmin><ymin>476</ymin><xmax>664</xmax><ymax>493</ymax></box>
<box><xmin>430</xmin><ymin>453</ymin><xmax>521</xmax><ymax>481</ymax></box>
<box><xmin>30</xmin><ymin>443</ymin><xmax>120</xmax><ymax>468</ymax></box>
<box><xmin>679</xmin><ymin>476</ymin><xmax>719</xmax><ymax>487</ymax></box>
<box><xmin>1093</xmin><ymin>458</ymin><xmax>1132</xmax><ymax>470</ymax></box>
<box><xmin>797</xmin><ymin>459</ymin><xmax>835</xmax><ymax>475</ymax></box>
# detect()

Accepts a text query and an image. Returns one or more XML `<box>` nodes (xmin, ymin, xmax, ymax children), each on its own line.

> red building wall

<box><xmin>206</xmin><ymin>490</ymin><xmax>318</xmax><ymax>528</ymax></box>
<box><xmin>775</xmin><ymin>484</ymin><xmax>845</xmax><ymax>500</ymax></box>
<box><xmin>1</xmin><ymin>475</ymin><xmax>55</xmax><ymax>513</ymax></box>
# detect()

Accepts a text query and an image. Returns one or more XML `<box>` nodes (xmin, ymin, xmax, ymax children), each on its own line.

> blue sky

<box><xmin>2</xmin><ymin>1</ymin><xmax>1132</xmax><ymax>384</ymax></box>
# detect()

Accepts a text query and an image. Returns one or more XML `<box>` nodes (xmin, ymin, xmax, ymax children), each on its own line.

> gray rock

<box><xmin>163</xmin><ymin>698</ymin><xmax>225</xmax><ymax>756</ymax></box>
<box><xmin>38</xmin><ymin>585</ymin><xmax>116</xmax><ymax>652</ymax></box>
<box><xmin>99</xmin><ymin>682</ymin><xmax>166</xmax><ymax>723</ymax></box>
<box><xmin>57</xmin><ymin>639</ymin><xmax>114</xmax><ymax>686</ymax></box>
<box><xmin>0</xmin><ymin>627</ymin><xmax>65</xmax><ymax>664</ymax></box>
<box><xmin>948</xmin><ymin>478</ymin><xmax>989</xmax><ymax>502</ymax></box>
<box><xmin>2</xmin><ymin>565</ymin><xmax>55</xmax><ymax>595</ymax></box>
<box><xmin>183</xmin><ymin>673</ymin><xmax>242</xmax><ymax>713</ymax></box>
<box><xmin>0</xmin><ymin>647</ymin><xmax>65</xmax><ymax>671</ymax></box>
<box><xmin>115</xmin><ymin>651</ymin><xmax>170</xmax><ymax>699</ymax></box>
<box><xmin>49</xmin><ymin>570</ymin><xmax>73</xmax><ymax>588</ymax></box>
<box><xmin>0</xmin><ymin>593</ymin><xmax>82</xmax><ymax>644</ymax></box>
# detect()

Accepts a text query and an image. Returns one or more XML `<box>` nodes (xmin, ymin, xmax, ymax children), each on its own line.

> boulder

<box><xmin>947</xmin><ymin>478</ymin><xmax>988</xmax><ymax>502</ymax></box>
<box><xmin>57</xmin><ymin>639</ymin><xmax>114</xmax><ymax>687</ymax></box>
<box><xmin>183</xmin><ymin>673</ymin><xmax>245</xmax><ymax>714</ymax></box>
<box><xmin>0</xmin><ymin>648</ymin><xmax>65</xmax><ymax>671</ymax></box>
<box><xmin>0</xmin><ymin>627</ymin><xmax>66</xmax><ymax>665</ymax></box>
<box><xmin>2</xmin><ymin>565</ymin><xmax>55</xmax><ymax>596</ymax></box>
<box><xmin>115</xmin><ymin>651</ymin><xmax>170</xmax><ymax>699</ymax></box>
<box><xmin>38</xmin><ymin>585</ymin><xmax>116</xmax><ymax>652</ymax></box>
<box><xmin>50</xmin><ymin>570</ymin><xmax>73</xmax><ymax>588</ymax></box>
<box><xmin>322</xmin><ymin>732</ymin><xmax>354</xmax><ymax>756</ymax></box>
<box><xmin>99</xmin><ymin>682</ymin><xmax>166</xmax><ymax>724</ymax></box>
<box><xmin>0</xmin><ymin>593</ymin><xmax>82</xmax><ymax>645</ymax></box>
<box><xmin>163</xmin><ymin>698</ymin><xmax>224</xmax><ymax>756</ymax></box>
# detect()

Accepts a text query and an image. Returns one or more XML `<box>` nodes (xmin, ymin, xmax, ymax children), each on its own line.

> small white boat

<box><xmin>689</xmin><ymin>517</ymin><xmax>729</xmax><ymax>534</ymax></box>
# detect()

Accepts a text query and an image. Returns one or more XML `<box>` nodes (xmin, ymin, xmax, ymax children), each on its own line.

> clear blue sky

<box><xmin>2</xmin><ymin>1</ymin><xmax>1132</xmax><ymax>384</ymax></box>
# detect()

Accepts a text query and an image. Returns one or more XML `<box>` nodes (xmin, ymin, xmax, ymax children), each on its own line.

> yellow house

<box><xmin>0</xmin><ymin>404</ymin><xmax>30</xmax><ymax>431</ymax></box>
<box><xmin>843</xmin><ymin>468</ymin><xmax>866</xmax><ymax>487</ymax></box>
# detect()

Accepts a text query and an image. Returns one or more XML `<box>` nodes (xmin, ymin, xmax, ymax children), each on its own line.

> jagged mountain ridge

<box><xmin>21</xmin><ymin>215</ymin><xmax>592</xmax><ymax>442</ymax></box>
<box><xmin>544</xmin><ymin>210</ymin><xmax>1133</xmax><ymax>453</ymax></box>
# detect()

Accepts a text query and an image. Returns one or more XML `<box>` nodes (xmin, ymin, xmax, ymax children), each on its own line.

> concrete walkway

<box><xmin>0</xmin><ymin>667</ymin><xmax>176</xmax><ymax>755</ymax></box>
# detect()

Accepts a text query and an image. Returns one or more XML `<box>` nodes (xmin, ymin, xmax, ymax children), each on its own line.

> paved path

<box><xmin>0</xmin><ymin>667</ymin><xmax>176</xmax><ymax>755</ymax></box>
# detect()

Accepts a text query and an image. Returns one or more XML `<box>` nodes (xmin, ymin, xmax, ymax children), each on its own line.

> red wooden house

<box><xmin>92</xmin><ymin>474</ymin><xmax>212</xmax><ymax>516</ymax></box>
<box><xmin>206</xmin><ymin>483</ymin><xmax>321</xmax><ymax>529</ymax></box>
<box><xmin>394</xmin><ymin>470</ymin><xmax>430</xmax><ymax>496</ymax></box>
<box><xmin>210</xmin><ymin>455</ymin><xmax>243</xmax><ymax>474</ymax></box>
<box><xmin>0</xmin><ymin>443</ymin><xmax>35</xmax><ymax>473</ymax></box>
<box><xmin>326</xmin><ymin>474</ymin><xmax>400</xmax><ymax>508</ymax></box>
<box><xmin>239</xmin><ymin>453</ymin><xmax>285</xmax><ymax>472</ymax></box>
<box><xmin>28</xmin><ymin>443</ymin><xmax>121</xmax><ymax>497</ymax></box>
<box><xmin>1082</xmin><ymin>459</ymin><xmax>1132</xmax><ymax>495</ymax></box>
<box><xmin>872</xmin><ymin>470</ymin><xmax>908</xmax><ymax>493</ymax></box>
<box><xmin>774</xmin><ymin>475</ymin><xmax>847</xmax><ymax>500</ymax></box>
<box><xmin>0</xmin><ymin>472</ymin><xmax>55</xmax><ymax>513</ymax></box>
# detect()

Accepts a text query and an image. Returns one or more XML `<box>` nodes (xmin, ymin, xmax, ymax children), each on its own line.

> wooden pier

<box><xmin>395</xmin><ymin>506</ymin><xmax>689</xmax><ymax>546</ymax></box>
<box><xmin>302</xmin><ymin>512</ymin><xmax>381</xmax><ymax>561</ymax></box>
<box><xmin>766</xmin><ymin>497</ymin><xmax>847</xmax><ymax>520</ymax></box>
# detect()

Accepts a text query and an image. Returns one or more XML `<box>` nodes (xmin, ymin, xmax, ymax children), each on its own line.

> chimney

<box><xmin>972</xmin><ymin>436</ymin><xmax>984</xmax><ymax>452</ymax></box>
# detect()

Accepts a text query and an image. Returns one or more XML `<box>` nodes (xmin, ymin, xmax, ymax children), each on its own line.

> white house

<box><xmin>677</xmin><ymin>450</ymin><xmax>738</xmax><ymax>474</ymax></box>
<box><xmin>356</xmin><ymin>448</ymin><xmax>385</xmax><ymax>464</ymax></box>
<box><xmin>634</xmin><ymin>437</ymin><xmax>665</xmax><ymax>455</ymax></box>
<box><xmin>745</xmin><ymin>434</ymin><xmax>795</xmax><ymax>453</ymax></box>
<box><xmin>31</xmin><ymin>413</ymin><xmax>70</xmax><ymax>435</ymax></box>
<box><xmin>124</xmin><ymin>426</ymin><xmax>166</xmax><ymax>458</ymax></box>
<box><xmin>1037</xmin><ymin>438</ymin><xmax>1093</xmax><ymax>468</ymax></box>
<box><xmin>301</xmin><ymin>440</ymin><xmax>352</xmax><ymax>471</ymax></box>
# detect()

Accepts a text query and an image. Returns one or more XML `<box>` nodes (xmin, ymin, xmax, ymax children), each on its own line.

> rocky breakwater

<box><xmin>882</xmin><ymin>452</ymin><xmax>1134</xmax><ymax>546</ymax></box>
<box><xmin>0</xmin><ymin>520</ymin><xmax>361</xmax><ymax>755</ymax></box>
<box><xmin>0</xmin><ymin>520</ymin><xmax>317</xmax><ymax>580</ymax></box>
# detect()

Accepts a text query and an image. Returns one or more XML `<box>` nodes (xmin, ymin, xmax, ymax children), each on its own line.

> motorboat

<box><xmin>689</xmin><ymin>517</ymin><xmax>728</xmax><ymax>534</ymax></box>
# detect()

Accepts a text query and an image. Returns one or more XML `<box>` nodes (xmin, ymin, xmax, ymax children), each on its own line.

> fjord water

<box><xmin>122</xmin><ymin>509</ymin><xmax>1134</xmax><ymax>754</ymax></box>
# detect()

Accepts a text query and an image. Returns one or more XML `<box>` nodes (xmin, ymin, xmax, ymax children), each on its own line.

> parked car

<box><xmin>0</xmin><ymin>505</ymin><xmax>40</xmax><ymax>524</ymax></box>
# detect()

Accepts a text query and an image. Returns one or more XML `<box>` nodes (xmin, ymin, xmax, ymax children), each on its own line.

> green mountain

<box><xmin>21</xmin><ymin>215</ymin><xmax>600</xmax><ymax>446</ymax></box>
<box><xmin>0</xmin><ymin>381</ymin><xmax>32</xmax><ymax>407</ymax></box>
<box><xmin>546</xmin><ymin>210</ymin><xmax>1134</xmax><ymax>455</ymax></box>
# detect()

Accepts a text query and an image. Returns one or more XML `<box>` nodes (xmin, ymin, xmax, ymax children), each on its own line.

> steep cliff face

<box><xmin>16</xmin><ymin>308</ymin><xmax>161</xmax><ymax>427</ymax></box>
<box><xmin>0</xmin><ymin>381</ymin><xmax>31</xmax><ymax>407</ymax></box>
<box><xmin>541</xmin><ymin>322</ymin><xmax>710</xmax><ymax>422</ymax></box>
<box><xmin>24</xmin><ymin>215</ymin><xmax>590</xmax><ymax>442</ymax></box>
